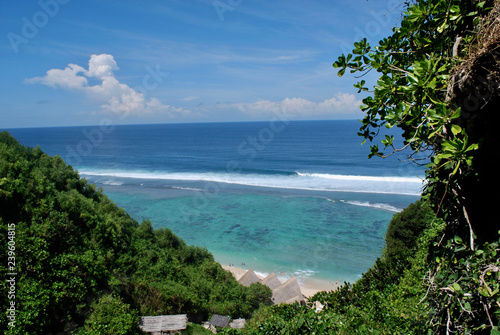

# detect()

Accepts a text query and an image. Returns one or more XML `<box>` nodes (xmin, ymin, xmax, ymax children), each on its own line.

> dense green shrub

<box><xmin>77</xmin><ymin>294</ymin><xmax>142</xmax><ymax>335</ymax></box>
<box><xmin>247</xmin><ymin>283</ymin><xmax>273</xmax><ymax>310</ymax></box>
<box><xmin>384</xmin><ymin>199</ymin><xmax>435</xmax><ymax>264</ymax></box>
<box><xmin>0</xmin><ymin>132</ymin><xmax>270</xmax><ymax>334</ymax></box>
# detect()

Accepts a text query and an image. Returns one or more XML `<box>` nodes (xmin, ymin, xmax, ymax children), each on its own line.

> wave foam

<box><xmin>293</xmin><ymin>269</ymin><xmax>319</xmax><ymax>278</ymax></box>
<box><xmin>101</xmin><ymin>180</ymin><xmax>124</xmax><ymax>186</ymax></box>
<box><xmin>295</xmin><ymin>172</ymin><xmax>421</xmax><ymax>183</ymax></box>
<box><xmin>79</xmin><ymin>169</ymin><xmax>424</xmax><ymax>196</ymax></box>
<box><xmin>339</xmin><ymin>200</ymin><xmax>402</xmax><ymax>212</ymax></box>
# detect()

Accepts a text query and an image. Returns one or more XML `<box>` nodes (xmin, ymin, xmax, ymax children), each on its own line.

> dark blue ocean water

<box><xmin>5</xmin><ymin>120</ymin><xmax>426</xmax><ymax>286</ymax></box>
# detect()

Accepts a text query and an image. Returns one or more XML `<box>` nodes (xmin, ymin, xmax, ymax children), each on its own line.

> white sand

<box><xmin>221</xmin><ymin>265</ymin><xmax>340</xmax><ymax>298</ymax></box>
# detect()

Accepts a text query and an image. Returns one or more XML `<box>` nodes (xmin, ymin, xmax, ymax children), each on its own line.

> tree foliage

<box><xmin>77</xmin><ymin>294</ymin><xmax>141</xmax><ymax>335</ymax></box>
<box><xmin>0</xmin><ymin>132</ymin><xmax>271</xmax><ymax>334</ymax></box>
<box><xmin>332</xmin><ymin>0</ymin><xmax>499</xmax><ymax>333</ymax></box>
<box><xmin>333</xmin><ymin>0</ymin><xmax>498</xmax><ymax>245</ymax></box>
<box><xmin>384</xmin><ymin>199</ymin><xmax>434</xmax><ymax>264</ymax></box>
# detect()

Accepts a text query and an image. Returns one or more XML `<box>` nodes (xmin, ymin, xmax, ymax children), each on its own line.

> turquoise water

<box><xmin>102</xmin><ymin>183</ymin><xmax>418</xmax><ymax>284</ymax></box>
<box><xmin>7</xmin><ymin>121</ymin><xmax>425</xmax><ymax>285</ymax></box>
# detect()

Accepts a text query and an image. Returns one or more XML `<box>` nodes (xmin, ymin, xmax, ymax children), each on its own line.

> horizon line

<box><xmin>1</xmin><ymin>118</ymin><xmax>362</xmax><ymax>131</ymax></box>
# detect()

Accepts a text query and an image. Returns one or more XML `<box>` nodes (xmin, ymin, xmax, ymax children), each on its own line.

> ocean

<box><xmin>6</xmin><ymin>120</ymin><xmax>426</xmax><ymax>286</ymax></box>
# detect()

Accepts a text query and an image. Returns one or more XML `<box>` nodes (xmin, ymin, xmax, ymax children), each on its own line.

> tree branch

<box><xmin>451</xmin><ymin>188</ymin><xmax>475</xmax><ymax>251</ymax></box>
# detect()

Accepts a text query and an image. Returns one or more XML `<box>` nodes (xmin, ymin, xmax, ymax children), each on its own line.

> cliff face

<box><xmin>450</xmin><ymin>1</ymin><xmax>500</xmax><ymax>242</ymax></box>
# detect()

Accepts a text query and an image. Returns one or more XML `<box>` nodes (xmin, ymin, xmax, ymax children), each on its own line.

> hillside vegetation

<box><xmin>0</xmin><ymin>131</ymin><xmax>271</xmax><ymax>335</ymax></box>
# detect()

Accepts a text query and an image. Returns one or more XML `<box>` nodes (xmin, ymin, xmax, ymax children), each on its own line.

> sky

<box><xmin>1</xmin><ymin>0</ymin><xmax>405</xmax><ymax>128</ymax></box>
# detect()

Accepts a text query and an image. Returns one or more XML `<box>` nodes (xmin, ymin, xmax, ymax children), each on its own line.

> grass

<box><xmin>183</xmin><ymin>323</ymin><xmax>214</xmax><ymax>335</ymax></box>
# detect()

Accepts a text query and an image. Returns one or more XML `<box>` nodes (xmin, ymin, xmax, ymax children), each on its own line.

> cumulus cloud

<box><xmin>233</xmin><ymin>93</ymin><xmax>363</xmax><ymax>117</ymax></box>
<box><xmin>26</xmin><ymin>54</ymin><xmax>190</xmax><ymax>118</ymax></box>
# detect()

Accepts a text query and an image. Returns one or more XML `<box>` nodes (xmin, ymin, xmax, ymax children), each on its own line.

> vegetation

<box><xmin>78</xmin><ymin>294</ymin><xmax>141</xmax><ymax>335</ymax></box>
<box><xmin>384</xmin><ymin>199</ymin><xmax>435</xmax><ymax>265</ymax></box>
<box><xmin>332</xmin><ymin>0</ymin><xmax>500</xmax><ymax>332</ymax></box>
<box><xmin>0</xmin><ymin>131</ymin><xmax>271</xmax><ymax>335</ymax></box>
<box><xmin>2</xmin><ymin>0</ymin><xmax>499</xmax><ymax>334</ymax></box>
<box><xmin>229</xmin><ymin>0</ymin><xmax>500</xmax><ymax>333</ymax></box>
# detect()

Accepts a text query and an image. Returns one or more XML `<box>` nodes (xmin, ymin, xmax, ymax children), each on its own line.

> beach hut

<box><xmin>261</xmin><ymin>272</ymin><xmax>282</xmax><ymax>290</ymax></box>
<box><xmin>237</xmin><ymin>269</ymin><xmax>262</xmax><ymax>287</ymax></box>
<box><xmin>229</xmin><ymin>318</ymin><xmax>246</xmax><ymax>329</ymax></box>
<box><xmin>139</xmin><ymin>314</ymin><xmax>187</xmax><ymax>334</ymax></box>
<box><xmin>209</xmin><ymin>314</ymin><xmax>230</xmax><ymax>331</ymax></box>
<box><xmin>271</xmin><ymin>276</ymin><xmax>305</xmax><ymax>305</ymax></box>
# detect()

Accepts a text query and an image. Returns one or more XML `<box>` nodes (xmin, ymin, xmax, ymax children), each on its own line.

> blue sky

<box><xmin>1</xmin><ymin>0</ymin><xmax>404</xmax><ymax>128</ymax></box>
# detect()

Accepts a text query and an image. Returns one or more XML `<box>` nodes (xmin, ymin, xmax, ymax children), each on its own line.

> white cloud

<box><xmin>233</xmin><ymin>93</ymin><xmax>363</xmax><ymax>117</ymax></box>
<box><xmin>26</xmin><ymin>54</ymin><xmax>190</xmax><ymax>118</ymax></box>
<box><xmin>25</xmin><ymin>54</ymin><xmax>362</xmax><ymax>122</ymax></box>
<box><xmin>87</xmin><ymin>54</ymin><xmax>118</xmax><ymax>78</ymax></box>
<box><xmin>28</xmin><ymin>63</ymin><xmax>88</xmax><ymax>90</ymax></box>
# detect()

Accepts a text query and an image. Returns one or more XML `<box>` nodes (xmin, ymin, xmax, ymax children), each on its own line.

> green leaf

<box><xmin>296</xmin><ymin>317</ymin><xmax>304</xmax><ymax>328</ymax></box>
<box><xmin>451</xmin><ymin>107</ymin><xmax>462</xmax><ymax>119</ymax></box>
<box><xmin>451</xmin><ymin>125</ymin><xmax>462</xmax><ymax>136</ymax></box>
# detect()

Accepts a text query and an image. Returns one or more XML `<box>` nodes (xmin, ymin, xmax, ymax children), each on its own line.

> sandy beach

<box><xmin>221</xmin><ymin>265</ymin><xmax>340</xmax><ymax>298</ymax></box>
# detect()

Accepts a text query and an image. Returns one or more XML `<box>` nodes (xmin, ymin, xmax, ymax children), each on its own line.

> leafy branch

<box><xmin>332</xmin><ymin>0</ymin><xmax>499</xmax><ymax>333</ymax></box>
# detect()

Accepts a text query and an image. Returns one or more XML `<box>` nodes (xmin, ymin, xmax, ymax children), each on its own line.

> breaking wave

<box><xmin>79</xmin><ymin>168</ymin><xmax>424</xmax><ymax>196</ymax></box>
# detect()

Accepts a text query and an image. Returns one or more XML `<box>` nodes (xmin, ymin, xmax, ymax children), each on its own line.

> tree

<box><xmin>78</xmin><ymin>294</ymin><xmax>142</xmax><ymax>335</ymax></box>
<box><xmin>333</xmin><ymin>0</ymin><xmax>499</xmax><ymax>333</ymax></box>
<box><xmin>333</xmin><ymin>0</ymin><xmax>498</xmax><ymax>245</ymax></box>
<box><xmin>247</xmin><ymin>283</ymin><xmax>273</xmax><ymax>310</ymax></box>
